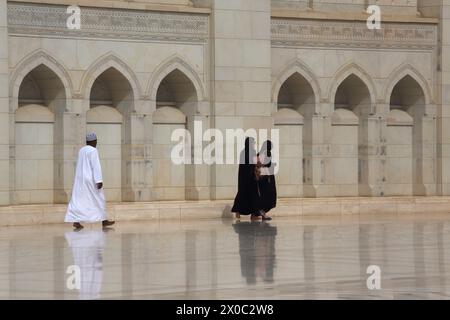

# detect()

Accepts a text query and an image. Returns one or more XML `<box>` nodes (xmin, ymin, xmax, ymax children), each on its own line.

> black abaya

<box><xmin>231</xmin><ymin>146</ymin><xmax>260</xmax><ymax>216</ymax></box>
<box><xmin>258</xmin><ymin>151</ymin><xmax>277</xmax><ymax>213</ymax></box>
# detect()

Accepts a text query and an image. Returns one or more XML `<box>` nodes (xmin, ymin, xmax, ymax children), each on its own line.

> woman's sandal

<box><xmin>259</xmin><ymin>210</ymin><xmax>272</xmax><ymax>221</ymax></box>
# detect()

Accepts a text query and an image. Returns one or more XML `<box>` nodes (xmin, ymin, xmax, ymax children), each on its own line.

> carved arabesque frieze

<box><xmin>7</xmin><ymin>2</ymin><xmax>209</xmax><ymax>43</ymax></box>
<box><xmin>7</xmin><ymin>2</ymin><xmax>437</xmax><ymax>50</ymax></box>
<box><xmin>271</xmin><ymin>18</ymin><xmax>437</xmax><ymax>50</ymax></box>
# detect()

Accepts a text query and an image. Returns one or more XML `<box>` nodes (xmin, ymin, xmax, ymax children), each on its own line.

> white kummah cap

<box><xmin>86</xmin><ymin>132</ymin><xmax>97</xmax><ymax>142</ymax></box>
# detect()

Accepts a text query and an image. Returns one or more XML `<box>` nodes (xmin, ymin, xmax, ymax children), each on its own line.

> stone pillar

<box><xmin>122</xmin><ymin>101</ymin><xmax>153</xmax><ymax>202</ymax></box>
<box><xmin>359</xmin><ymin>114</ymin><xmax>386</xmax><ymax>197</ymax></box>
<box><xmin>304</xmin><ymin>109</ymin><xmax>331</xmax><ymax>197</ymax></box>
<box><xmin>185</xmin><ymin>113</ymin><xmax>211</xmax><ymax>200</ymax></box>
<box><xmin>118</xmin><ymin>100</ymin><xmax>153</xmax><ymax>202</ymax></box>
<box><xmin>438</xmin><ymin>2</ymin><xmax>450</xmax><ymax>195</ymax></box>
<box><xmin>419</xmin><ymin>1</ymin><xmax>450</xmax><ymax>195</ymax></box>
<box><xmin>414</xmin><ymin>106</ymin><xmax>437</xmax><ymax>196</ymax></box>
<box><xmin>0</xmin><ymin>0</ymin><xmax>10</xmax><ymax>205</ymax></box>
<box><xmin>377</xmin><ymin>103</ymin><xmax>390</xmax><ymax>196</ymax></box>
<box><xmin>209</xmin><ymin>0</ymin><xmax>273</xmax><ymax>200</ymax></box>
<box><xmin>54</xmin><ymin>98</ymin><xmax>86</xmax><ymax>204</ymax></box>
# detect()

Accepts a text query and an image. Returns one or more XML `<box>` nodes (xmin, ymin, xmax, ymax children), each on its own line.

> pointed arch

<box><xmin>272</xmin><ymin>59</ymin><xmax>321</xmax><ymax>109</ymax></box>
<box><xmin>147</xmin><ymin>55</ymin><xmax>206</xmax><ymax>101</ymax></box>
<box><xmin>384</xmin><ymin>64</ymin><xmax>432</xmax><ymax>105</ymax></box>
<box><xmin>329</xmin><ymin>62</ymin><xmax>377</xmax><ymax>106</ymax></box>
<box><xmin>80</xmin><ymin>52</ymin><xmax>142</xmax><ymax>101</ymax></box>
<box><xmin>9</xmin><ymin>49</ymin><xmax>73</xmax><ymax>111</ymax></box>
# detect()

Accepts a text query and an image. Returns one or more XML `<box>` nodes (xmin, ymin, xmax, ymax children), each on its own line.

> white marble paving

<box><xmin>1</xmin><ymin>214</ymin><xmax>450</xmax><ymax>300</ymax></box>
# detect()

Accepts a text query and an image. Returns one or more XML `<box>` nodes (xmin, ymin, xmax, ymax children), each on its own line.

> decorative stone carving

<box><xmin>271</xmin><ymin>18</ymin><xmax>437</xmax><ymax>49</ymax></box>
<box><xmin>7</xmin><ymin>2</ymin><xmax>209</xmax><ymax>43</ymax></box>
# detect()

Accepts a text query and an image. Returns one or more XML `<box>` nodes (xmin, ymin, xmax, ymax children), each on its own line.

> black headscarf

<box><xmin>243</xmin><ymin>137</ymin><xmax>256</xmax><ymax>165</ymax></box>
<box><xmin>260</xmin><ymin>140</ymin><xmax>272</xmax><ymax>157</ymax></box>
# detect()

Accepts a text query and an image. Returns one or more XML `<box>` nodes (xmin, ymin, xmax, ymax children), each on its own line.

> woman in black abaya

<box><xmin>231</xmin><ymin>137</ymin><xmax>261</xmax><ymax>220</ymax></box>
<box><xmin>257</xmin><ymin>140</ymin><xmax>277</xmax><ymax>220</ymax></box>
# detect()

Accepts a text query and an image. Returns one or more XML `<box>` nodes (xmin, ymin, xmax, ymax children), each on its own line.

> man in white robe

<box><xmin>65</xmin><ymin>133</ymin><xmax>115</xmax><ymax>230</ymax></box>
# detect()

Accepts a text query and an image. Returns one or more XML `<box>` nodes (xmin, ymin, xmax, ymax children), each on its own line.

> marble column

<box><xmin>377</xmin><ymin>104</ymin><xmax>390</xmax><ymax>197</ymax></box>
<box><xmin>209</xmin><ymin>0</ymin><xmax>273</xmax><ymax>199</ymax></box>
<box><xmin>122</xmin><ymin>105</ymin><xmax>153</xmax><ymax>202</ymax></box>
<box><xmin>185</xmin><ymin>113</ymin><xmax>211</xmax><ymax>200</ymax></box>
<box><xmin>54</xmin><ymin>98</ymin><xmax>87</xmax><ymax>204</ymax></box>
<box><xmin>420</xmin><ymin>1</ymin><xmax>450</xmax><ymax>195</ymax></box>
<box><xmin>0</xmin><ymin>0</ymin><xmax>10</xmax><ymax>205</ymax></box>
<box><xmin>413</xmin><ymin>106</ymin><xmax>437</xmax><ymax>196</ymax></box>
<box><xmin>359</xmin><ymin>113</ymin><xmax>386</xmax><ymax>197</ymax></box>
<box><xmin>304</xmin><ymin>108</ymin><xmax>331</xmax><ymax>197</ymax></box>
<box><xmin>439</xmin><ymin>2</ymin><xmax>450</xmax><ymax>195</ymax></box>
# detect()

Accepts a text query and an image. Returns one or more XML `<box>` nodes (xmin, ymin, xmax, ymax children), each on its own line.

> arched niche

<box><xmin>152</xmin><ymin>106</ymin><xmax>188</xmax><ymax>200</ymax></box>
<box><xmin>388</xmin><ymin>75</ymin><xmax>434</xmax><ymax>196</ymax></box>
<box><xmin>273</xmin><ymin>108</ymin><xmax>304</xmax><ymax>197</ymax></box>
<box><xmin>153</xmin><ymin>68</ymin><xmax>207</xmax><ymax>201</ymax></box>
<box><xmin>332</xmin><ymin>74</ymin><xmax>371</xmax><ymax>197</ymax></box>
<box><xmin>334</xmin><ymin>74</ymin><xmax>372</xmax><ymax>116</ymax></box>
<box><xmin>385</xmin><ymin>108</ymin><xmax>414</xmax><ymax>195</ymax></box>
<box><xmin>88</xmin><ymin>67</ymin><xmax>133</xmax><ymax>202</ymax></box>
<box><xmin>276</xmin><ymin>72</ymin><xmax>316</xmax><ymax>197</ymax></box>
<box><xmin>156</xmin><ymin>69</ymin><xmax>198</xmax><ymax>116</ymax></box>
<box><xmin>14</xmin><ymin>64</ymin><xmax>66</xmax><ymax>204</ymax></box>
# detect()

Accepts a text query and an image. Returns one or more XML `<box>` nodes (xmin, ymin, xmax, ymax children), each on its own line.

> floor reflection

<box><xmin>3</xmin><ymin>215</ymin><xmax>450</xmax><ymax>299</ymax></box>
<box><xmin>303</xmin><ymin>225</ymin><xmax>315</xmax><ymax>298</ymax></box>
<box><xmin>65</xmin><ymin>230</ymin><xmax>107</xmax><ymax>300</ymax></box>
<box><xmin>233</xmin><ymin>221</ymin><xmax>277</xmax><ymax>285</ymax></box>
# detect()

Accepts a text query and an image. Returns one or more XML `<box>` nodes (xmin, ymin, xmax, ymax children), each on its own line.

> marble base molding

<box><xmin>1</xmin><ymin>196</ymin><xmax>450</xmax><ymax>227</ymax></box>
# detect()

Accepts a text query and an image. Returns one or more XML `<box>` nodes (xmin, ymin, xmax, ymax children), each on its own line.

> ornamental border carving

<box><xmin>271</xmin><ymin>18</ymin><xmax>437</xmax><ymax>50</ymax></box>
<box><xmin>7</xmin><ymin>2</ymin><xmax>209</xmax><ymax>43</ymax></box>
<box><xmin>7</xmin><ymin>3</ymin><xmax>438</xmax><ymax>50</ymax></box>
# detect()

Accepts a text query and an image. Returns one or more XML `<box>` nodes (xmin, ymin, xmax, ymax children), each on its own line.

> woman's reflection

<box><xmin>65</xmin><ymin>230</ymin><xmax>106</xmax><ymax>300</ymax></box>
<box><xmin>233</xmin><ymin>221</ymin><xmax>277</xmax><ymax>284</ymax></box>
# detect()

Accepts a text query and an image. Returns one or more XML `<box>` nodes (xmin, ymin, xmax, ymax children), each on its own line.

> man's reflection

<box><xmin>65</xmin><ymin>230</ymin><xmax>106</xmax><ymax>300</ymax></box>
<box><xmin>233</xmin><ymin>221</ymin><xmax>277</xmax><ymax>284</ymax></box>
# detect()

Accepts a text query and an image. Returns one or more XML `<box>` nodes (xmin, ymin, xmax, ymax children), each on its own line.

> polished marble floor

<box><xmin>1</xmin><ymin>214</ymin><xmax>450</xmax><ymax>299</ymax></box>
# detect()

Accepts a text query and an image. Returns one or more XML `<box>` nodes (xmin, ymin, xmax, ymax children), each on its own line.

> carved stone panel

<box><xmin>7</xmin><ymin>2</ymin><xmax>209</xmax><ymax>43</ymax></box>
<box><xmin>271</xmin><ymin>18</ymin><xmax>437</xmax><ymax>49</ymax></box>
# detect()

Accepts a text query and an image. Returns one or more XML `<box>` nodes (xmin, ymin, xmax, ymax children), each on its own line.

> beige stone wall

<box><xmin>209</xmin><ymin>0</ymin><xmax>273</xmax><ymax>200</ymax></box>
<box><xmin>275</xmin><ymin>121</ymin><xmax>303</xmax><ymax>197</ymax></box>
<box><xmin>437</xmin><ymin>1</ymin><xmax>450</xmax><ymax>196</ymax></box>
<box><xmin>330</xmin><ymin>112</ymin><xmax>359</xmax><ymax>197</ymax></box>
<box><xmin>440</xmin><ymin>2</ymin><xmax>450</xmax><ymax>196</ymax></box>
<box><xmin>418</xmin><ymin>1</ymin><xmax>450</xmax><ymax>196</ymax></box>
<box><xmin>314</xmin><ymin>0</ymin><xmax>418</xmax><ymax>14</ymax></box>
<box><xmin>6</xmin><ymin>1</ymin><xmax>208</xmax><ymax>204</ymax></box>
<box><xmin>271</xmin><ymin>43</ymin><xmax>436</xmax><ymax>197</ymax></box>
<box><xmin>137</xmin><ymin>0</ymin><xmax>192</xmax><ymax>4</ymax></box>
<box><xmin>9</xmin><ymin>0</ymin><xmax>195</xmax><ymax>9</ymax></box>
<box><xmin>152</xmin><ymin>122</ymin><xmax>187</xmax><ymax>200</ymax></box>
<box><xmin>86</xmin><ymin>119</ymin><xmax>123</xmax><ymax>202</ymax></box>
<box><xmin>15</xmin><ymin>112</ymin><xmax>55</xmax><ymax>204</ymax></box>
<box><xmin>273</xmin><ymin>0</ymin><xmax>419</xmax><ymax>16</ymax></box>
<box><xmin>0</xmin><ymin>0</ymin><xmax>9</xmax><ymax>205</ymax></box>
<box><xmin>0</xmin><ymin>0</ymin><xmax>446</xmax><ymax>205</ymax></box>
<box><xmin>385</xmin><ymin>112</ymin><xmax>414</xmax><ymax>196</ymax></box>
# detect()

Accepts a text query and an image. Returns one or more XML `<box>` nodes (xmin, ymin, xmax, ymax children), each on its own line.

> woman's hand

<box><xmin>255</xmin><ymin>159</ymin><xmax>262</xmax><ymax>180</ymax></box>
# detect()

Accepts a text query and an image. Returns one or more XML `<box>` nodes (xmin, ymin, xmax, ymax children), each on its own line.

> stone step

<box><xmin>1</xmin><ymin>197</ymin><xmax>450</xmax><ymax>227</ymax></box>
